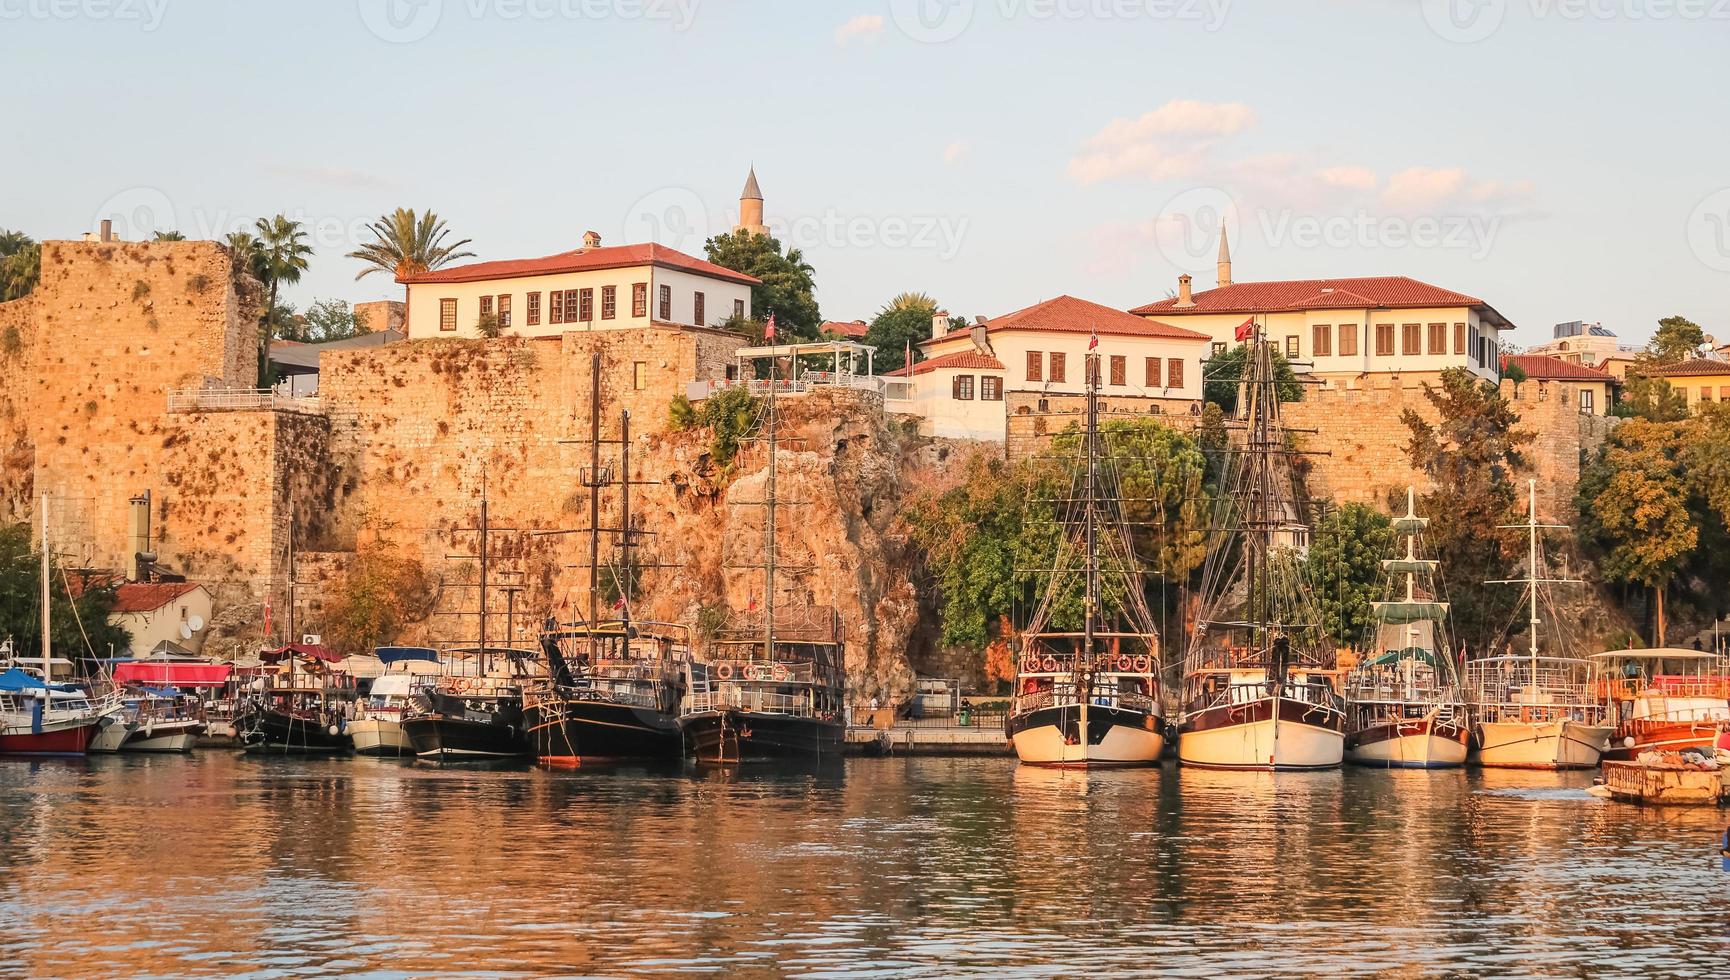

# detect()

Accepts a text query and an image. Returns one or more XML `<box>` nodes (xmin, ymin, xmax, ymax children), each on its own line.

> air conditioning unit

<box><xmin>302</xmin><ymin>634</ymin><xmax>322</xmax><ymax>646</ymax></box>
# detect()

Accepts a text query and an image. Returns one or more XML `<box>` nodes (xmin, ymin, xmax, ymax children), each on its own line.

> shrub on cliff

<box><xmin>320</xmin><ymin>542</ymin><xmax>435</xmax><ymax>657</ymax></box>
<box><xmin>669</xmin><ymin>386</ymin><xmax>760</xmax><ymax>469</ymax></box>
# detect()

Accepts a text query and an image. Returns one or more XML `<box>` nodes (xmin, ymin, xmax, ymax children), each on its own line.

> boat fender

<box><xmin>1623</xmin><ymin>736</ymin><xmax>1636</xmax><ymax>749</ymax></box>
<box><xmin>327</xmin><ymin>725</ymin><xmax>340</xmax><ymax>737</ymax></box>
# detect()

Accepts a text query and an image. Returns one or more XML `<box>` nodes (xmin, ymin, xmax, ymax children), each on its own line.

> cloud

<box><xmin>835</xmin><ymin>14</ymin><xmax>884</xmax><ymax>44</ymax></box>
<box><xmin>1379</xmin><ymin>167</ymin><xmax>1535</xmax><ymax>212</ymax></box>
<box><xmin>1317</xmin><ymin>166</ymin><xmax>1378</xmax><ymax>191</ymax></box>
<box><xmin>943</xmin><ymin>141</ymin><xmax>968</xmax><ymax>165</ymax></box>
<box><xmin>1069</xmin><ymin>99</ymin><xmax>1257</xmax><ymax>184</ymax></box>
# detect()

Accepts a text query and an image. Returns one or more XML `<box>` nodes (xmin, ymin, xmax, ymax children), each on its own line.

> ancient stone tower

<box><xmin>735</xmin><ymin>166</ymin><xmax>768</xmax><ymax>237</ymax></box>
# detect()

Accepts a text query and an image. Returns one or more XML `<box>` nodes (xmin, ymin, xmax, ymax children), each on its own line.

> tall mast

<box><xmin>764</xmin><ymin>351</ymin><xmax>778</xmax><ymax>660</ymax></box>
<box><xmin>1525</xmin><ymin>479</ymin><xmax>1539</xmax><ymax>678</ymax></box>
<box><xmin>1080</xmin><ymin>346</ymin><xmax>1100</xmax><ymax>745</ymax></box>
<box><xmin>619</xmin><ymin>408</ymin><xmax>632</xmax><ymax>662</ymax></box>
<box><xmin>479</xmin><ymin>473</ymin><xmax>489</xmax><ymax>675</ymax></box>
<box><xmin>39</xmin><ymin>493</ymin><xmax>51</xmax><ymax>680</ymax></box>
<box><xmin>588</xmin><ymin>352</ymin><xmax>603</xmax><ymax>631</ymax></box>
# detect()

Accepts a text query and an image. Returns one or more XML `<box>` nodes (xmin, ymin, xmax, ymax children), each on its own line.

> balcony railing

<box><xmin>167</xmin><ymin>387</ymin><xmax>322</xmax><ymax>414</ymax></box>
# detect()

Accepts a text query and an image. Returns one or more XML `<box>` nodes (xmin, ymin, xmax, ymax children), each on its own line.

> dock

<box><xmin>1601</xmin><ymin>760</ymin><xmax>1728</xmax><ymax>805</ymax></box>
<box><xmin>844</xmin><ymin>708</ymin><xmax>1013</xmax><ymax>756</ymax></box>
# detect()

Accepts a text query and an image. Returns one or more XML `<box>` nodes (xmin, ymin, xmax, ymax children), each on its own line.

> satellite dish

<box><xmin>188</xmin><ymin>615</ymin><xmax>204</xmax><ymax>633</ymax></box>
<box><xmin>179</xmin><ymin>622</ymin><xmax>194</xmax><ymax>640</ymax></box>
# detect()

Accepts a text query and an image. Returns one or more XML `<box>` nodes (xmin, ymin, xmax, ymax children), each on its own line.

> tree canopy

<box><xmin>703</xmin><ymin>231</ymin><xmax>821</xmax><ymax>340</ymax></box>
<box><xmin>319</xmin><ymin>540</ymin><xmax>434</xmax><ymax>656</ymax></box>
<box><xmin>0</xmin><ymin>229</ymin><xmax>40</xmax><ymax>302</ymax></box>
<box><xmin>347</xmin><ymin>208</ymin><xmax>475</xmax><ymax>281</ymax></box>
<box><xmin>1401</xmin><ymin>368</ymin><xmax>1532</xmax><ymax>653</ymax></box>
<box><xmin>0</xmin><ymin>523</ymin><xmax>130</xmax><ymax>660</ymax></box>
<box><xmin>865</xmin><ymin>293</ymin><xmax>946</xmax><ymax>373</ymax></box>
<box><xmin>1577</xmin><ymin>418</ymin><xmax>1696</xmax><ymax>643</ymax></box>
<box><xmin>1202</xmin><ymin>343</ymin><xmax>1304</xmax><ymax>412</ymax></box>
<box><xmin>1305</xmin><ymin>502</ymin><xmax>1396</xmax><ymax>650</ymax></box>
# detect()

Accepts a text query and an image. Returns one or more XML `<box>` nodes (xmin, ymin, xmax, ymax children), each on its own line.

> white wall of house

<box><xmin>118</xmin><ymin>586</ymin><xmax>214</xmax><ymax>657</ymax></box>
<box><xmin>1147</xmin><ymin>306</ymin><xmax>1502</xmax><ymax>384</ymax></box>
<box><xmin>894</xmin><ymin>328</ymin><xmax>1209</xmax><ymax>441</ymax></box>
<box><xmin>406</xmin><ymin>266</ymin><xmax>750</xmax><ymax>339</ymax></box>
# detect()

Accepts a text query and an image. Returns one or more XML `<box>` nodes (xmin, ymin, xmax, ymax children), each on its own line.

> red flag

<box><xmin>1234</xmin><ymin>318</ymin><xmax>1256</xmax><ymax>342</ymax></box>
<box><xmin>1087</xmin><ymin>331</ymin><xmax>1099</xmax><ymax>351</ymax></box>
<box><xmin>764</xmin><ymin>314</ymin><xmax>776</xmax><ymax>342</ymax></box>
<box><xmin>613</xmin><ymin>595</ymin><xmax>626</xmax><ymax>611</ymax></box>
<box><xmin>747</xmin><ymin>593</ymin><xmax>758</xmax><ymax>612</ymax></box>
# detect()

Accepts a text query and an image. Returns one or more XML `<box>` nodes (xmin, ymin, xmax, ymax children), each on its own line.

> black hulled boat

<box><xmin>237</xmin><ymin>643</ymin><xmax>356</xmax><ymax>755</ymax></box>
<box><xmin>525</xmin><ymin>622</ymin><xmax>685</xmax><ymax>764</ymax></box>
<box><xmin>402</xmin><ymin>682</ymin><xmax>530</xmax><ymax>761</ymax></box>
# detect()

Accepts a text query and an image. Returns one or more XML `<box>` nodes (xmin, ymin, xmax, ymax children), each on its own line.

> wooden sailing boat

<box><xmin>1343</xmin><ymin>488</ymin><xmax>1470</xmax><ymax>768</ymax></box>
<box><xmin>1178</xmin><ymin>330</ymin><xmax>1345</xmax><ymax>770</ymax></box>
<box><xmin>524</xmin><ymin>353</ymin><xmax>689</xmax><ymax>764</ymax></box>
<box><xmin>680</xmin><ymin>330</ymin><xmax>847</xmax><ymax>763</ymax></box>
<box><xmin>1464</xmin><ymin>480</ymin><xmax>1612</xmax><ymax>769</ymax></box>
<box><xmin>1005</xmin><ymin>342</ymin><xmax>1164</xmax><ymax>768</ymax></box>
<box><xmin>0</xmin><ymin>495</ymin><xmax>109</xmax><ymax>756</ymax></box>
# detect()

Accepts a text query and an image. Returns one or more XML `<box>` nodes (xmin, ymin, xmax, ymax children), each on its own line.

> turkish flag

<box><xmin>764</xmin><ymin>314</ymin><xmax>777</xmax><ymax>342</ymax></box>
<box><xmin>1234</xmin><ymin>318</ymin><xmax>1256</xmax><ymax>342</ymax></box>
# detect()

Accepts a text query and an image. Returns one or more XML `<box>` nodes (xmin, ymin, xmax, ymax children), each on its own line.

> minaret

<box><xmin>1216</xmin><ymin>222</ymin><xmax>1233</xmax><ymax>288</ymax></box>
<box><xmin>735</xmin><ymin>166</ymin><xmax>768</xmax><ymax>237</ymax></box>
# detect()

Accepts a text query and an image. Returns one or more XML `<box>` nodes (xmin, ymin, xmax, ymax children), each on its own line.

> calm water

<box><xmin>1</xmin><ymin>755</ymin><xmax>1726</xmax><ymax>978</ymax></box>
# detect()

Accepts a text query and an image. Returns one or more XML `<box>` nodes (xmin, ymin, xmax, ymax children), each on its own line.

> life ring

<box><xmin>1021</xmin><ymin>656</ymin><xmax>1039</xmax><ymax>674</ymax></box>
<box><xmin>1117</xmin><ymin>655</ymin><xmax>1134</xmax><ymax>672</ymax></box>
<box><xmin>1134</xmin><ymin>655</ymin><xmax>1151</xmax><ymax>673</ymax></box>
<box><xmin>772</xmin><ymin>664</ymin><xmax>789</xmax><ymax>682</ymax></box>
<box><xmin>716</xmin><ymin>663</ymin><xmax>734</xmax><ymax>680</ymax></box>
<box><xmin>1041</xmin><ymin>657</ymin><xmax>1058</xmax><ymax>673</ymax></box>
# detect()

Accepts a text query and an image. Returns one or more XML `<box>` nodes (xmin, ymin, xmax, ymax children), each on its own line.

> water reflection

<box><xmin>0</xmin><ymin>755</ymin><xmax>1725</xmax><ymax>977</ymax></box>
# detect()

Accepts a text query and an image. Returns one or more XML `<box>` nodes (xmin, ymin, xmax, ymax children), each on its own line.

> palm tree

<box><xmin>883</xmin><ymin>291</ymin><xmax>938</xmax><ymax>314</ymax></box>
<box><xmin>152</xmin><ymin>230</ymin><xmax>188</xmax><ymax>241</ymax></box>
<box><xmin>253</xmin><ymin>215</ymin><xmax>313</xmax><ymax>374</ymax></box>
<box><xmin>346</xmin><ymin>208</ymin><xmax>475</xmax><ymax>281</ymax></box>
<box><xmin>0</xmin><ymin>230</ymin><xmax>39</xmax><ymax>303</ymax></box>
<box><xmin>224</xmin><ymin>231</ymin><xmax>269</xmax><ymax>282</ymax></box>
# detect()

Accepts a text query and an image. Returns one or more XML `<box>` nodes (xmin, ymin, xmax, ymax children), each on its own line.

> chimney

<box><xmin>100</xmin><ymin>219</ymin><xmax>115</xmax><ymax>243</ymax></box>
<box><xmin>932</xmin><ymin>310</ymin><xmax>952</xmax><ymax>340</ymax></box>
<box><xmin>582</xmin><ymin>230</ymin><xmax>602</xmax><ymax>250</ymax></box>
<box><xmin>129</xmin><ymin>491</ymin><xmax>155</xmax><ymax>581</ymax></box>
<box><xmin>1176</xmin><ymin>274</ymin><xmax>1195</xmax><ymax>308</ymax></box>
<box><xmin>969</xmin><ymin>322</ymin><xmax>993</xmax><ymax>356</ymax></box>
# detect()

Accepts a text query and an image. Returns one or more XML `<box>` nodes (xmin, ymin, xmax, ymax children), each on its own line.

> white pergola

<box><xmin>731</xmin><ymin>339</ymin><xmax>878</xmax><ymax>393</ymax></box>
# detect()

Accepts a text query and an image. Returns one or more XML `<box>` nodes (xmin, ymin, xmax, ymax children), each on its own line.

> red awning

<box><xmin>112</xmin><ymin>662</ymin><xmax>233</xmax><ymax>689</ymax></box>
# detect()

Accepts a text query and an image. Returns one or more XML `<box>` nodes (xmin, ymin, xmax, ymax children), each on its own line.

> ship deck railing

<box><xmin>1185</xmin><ymin>680</ymin><xmax>1340</xmax><ymax>713</ymax></box>
<box><xmin>1014</xmin><ymin>689</ymin><xmax>1158</xmax><ymax>715</ymax></box>
<box><xmin>687</xmin><ymin>689</ymin><xmax>819</xmax><ymax>718</ymax></box>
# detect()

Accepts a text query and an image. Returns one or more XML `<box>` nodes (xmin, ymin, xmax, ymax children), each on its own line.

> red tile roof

<box><xmin>929</xmin><ymin>295</ymin><xmax>1208</xmax><ymax>346</ymax></box>
<box><xmin>886</xmin><ymin>349</ymin><xmax>1006</xmax><ymax>377</ymax></box>
<box><xmin>1129</xmin><ymin>276</ymin><xmax>1498</xmax><ymax>319</ymax></box>
<box><xmin>111</xmin><ymin>582</ymin><xmax>204</xmax><ymax>614</ymax></box>
<box><xmin>821</xmin><ymin>319</ymin><xmax>870</xmax><ymax>339</ymax></box>
<box><xmin>1644</xmin><ymin>356</ymin><xmax>1730</xmax><ymax>377</ymax></box>
<box><xmin>1500</xmin><ymin>354</ymin><xmax>1614</xmax><ymax>382</ymax></box>
<box><xmin>398</xmin><ymin>243</ymin><xmax>762</xmax><ymax>287</ymax></box>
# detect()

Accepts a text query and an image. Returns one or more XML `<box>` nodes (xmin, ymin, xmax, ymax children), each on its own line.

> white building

<box><xmin>888</xmin><ymin>294</ymin><xmax>1210</xmax><ymax>441</ymax></box>
<box><xmin>1524</xmin><ymin>320</ymin><xmax>1642</xmax><ymax>377</ymax></box>
<box><xmin>401</xmin><ymin>232</ymin><xmax>758</xmax><ymax>340</ymax></box>
<box><xmin>1129</xmin><ymin>235</ymin><xmax>1512</xmax><ymax>387</ymax></box>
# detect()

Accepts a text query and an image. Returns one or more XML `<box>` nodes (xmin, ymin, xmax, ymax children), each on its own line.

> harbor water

<box><xmin>1</xmin><ymin>755</ymin><xmax>1726</xmax><ymax>977</ymax></box>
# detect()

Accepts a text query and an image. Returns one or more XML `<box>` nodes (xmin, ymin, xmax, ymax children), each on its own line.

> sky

<box><xmin>4</xmin><ymin>0</ymin><xmax>1728</xmax><ymax>349</ymax></box>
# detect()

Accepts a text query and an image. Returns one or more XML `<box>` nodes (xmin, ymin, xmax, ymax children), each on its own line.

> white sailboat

<box><xmin>1465</xmin><ymin>480</ymin><xmax>1612</xmax><ymax>769</ymax></box>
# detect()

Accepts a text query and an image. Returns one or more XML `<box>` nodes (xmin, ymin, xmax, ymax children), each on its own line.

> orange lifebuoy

<box><xmin>772</xmin><ymin>664</ymin><xmax>789</xmax><ymax>682</ymax></box>
<box><xmin>716</xmin><ymin>663</ymin><xmax>734</xmax><ymax>680</ymax></box>
<box><xmin>1041</xmin><ymin>657</ymin><xmax>1058</xmax><ymax>672</ymax></box>
<box><xmin>1134</xmin><ymin>655</ymin><xmax>1151</xmax><ymax>673</ymax></box>
<box><xmin>1117</xmin><ymin>655</ymin><xmax>1134</xmax><ymax>672</ymax></box>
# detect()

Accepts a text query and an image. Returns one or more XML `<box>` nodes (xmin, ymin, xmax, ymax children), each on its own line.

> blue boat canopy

<box><xmin>375</xmin><ymin>647</ymin><xmax>440</xmax><ymax>665</ymax></box>
<box><xmin>0</xmin><ymin>667</ymin><xmax>80</xmax><ymax>693</ymax></box>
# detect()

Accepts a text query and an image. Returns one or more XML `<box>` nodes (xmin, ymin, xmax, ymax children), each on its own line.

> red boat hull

<box><xmin>0</xmin><ymin>722</ymin><xmax>97</xmax><ymax>756</ymax></box>
<box><xmin>1601</xmin><ymin>720</ymin><xmax>1728</xmax><ymax>761</ymax></box>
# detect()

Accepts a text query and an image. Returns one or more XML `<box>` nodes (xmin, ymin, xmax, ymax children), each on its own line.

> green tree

<box><xmin>1402</xmin><ymin>368</ymin><xmax>1532</xmax><ymax>653</ymax></box>
<box><xmin>224</xmin><ymin>231</ymin><xmax>269</xmax><ymax>283</ymax></box>
<box><xmin>906</xmin><ymin>452</ymin><xmax>1045</xmax><ymax>648</ymax></box>
<box><xmin>865</xmin><ymin>293</ymin><xmax>947</xmax><ymax>373</ymax></box>
<box><xmin>151</xmin><ymin>230</ymin><xmax>187</xmax><ymax>241</ymax></box>
<box><xmin>253</xmin><ymin>215</ymin><xmax>313</xmax><ymax>378</ymax></box>
<box><xmin>1202</xmin><ymin>343</ymin><xmax>1304</xmax><ymax>412</ymax></box>
<box><xmin>669</xmin><ymin>384</ymin><xmax>760</xmax><ymax>470</ymax></box>
<box><xmin>704</xmin><ymin>231</ymin><xmax>821</xmax><ymax>340</ymax></box>
<box><xmin>0</xmin><ymin>523</ymin><xmax>131</xmax><ymax>660</ymax></box>
<box><xmin>346</xmin><ymin>208</ymin><xmax>475</xmax><ymax>281</ymax></box>
<box><xmin>301</xmin><ymin>298</ymin><xmax>368</xmax><ymax>343</ymax></box>
<box><xmin>1577</xmin><ymin>418</ymin><xmax>1697</xmax><ymax>644</ymax></box>
<box><xmin>475</xmin><ymin>311</ymin><xmax>503</xmax><ymax>339</ymax></box>
<box><xmin>1619</xmin><ymin>375</ymin><xmax>1692</xmax><ymax>421</ymax></box>
<box><xmin>1502</xmin><ymin>360</ymin><xmax>1527</xmax><ymax>397</ymax></box>
<box><xmin>1306</xmin><ymin>502</ymin><xmax>1396</xmax><ymax>649</ymax></box>
<box><xmin>1648</xmin><ymin>314</ymin><xmax>1705</xmax><ymax>365</ymax></box>
<box><xmin>1687</xmin><ymin>404</ymin><xmax>1730</xmax><ymax>525</ymax></box>
<box><xmin>0</xmin><ymin>229</ymin><xmax>40</xmax><ymax>302</ymax></box>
